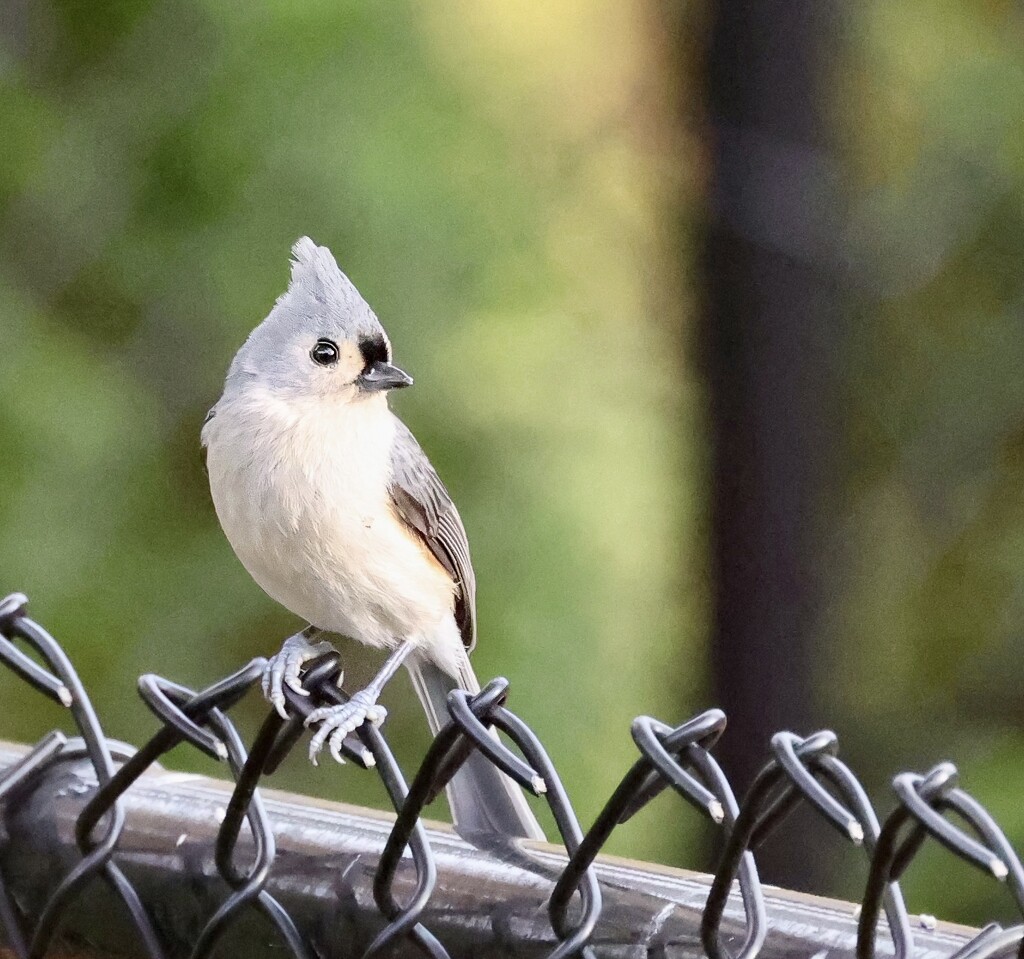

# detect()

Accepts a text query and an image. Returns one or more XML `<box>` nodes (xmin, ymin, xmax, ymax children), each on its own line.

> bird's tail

<box><xmin>405</xmin><ymin>651</ymin><xmax>546</xmax><ymax>843</ymax></box>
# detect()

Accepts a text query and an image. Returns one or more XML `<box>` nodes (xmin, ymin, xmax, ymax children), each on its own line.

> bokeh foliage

<box><xmin>828</xmin><ymin>0</ymin><xmax>1024</xmax><ymax>919</ymax></box>
<box><xmin>0</xmin><ymin>0</ymin><xmax>697</xmax><ymax>868</ymax></box>
<box><xmin>1</xmin><ymin>0</ymin><xmax>1023</xmax><ymax>928</ymax></box>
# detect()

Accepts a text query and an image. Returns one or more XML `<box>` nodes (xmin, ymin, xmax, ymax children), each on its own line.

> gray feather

<box><xmin>388</xmin><ymin>419</ymin><xmax>477</xmax><ymax>650</ymax></box>
<box><xmin>406</xmin><ymin>652</ymin><xmax>545</xmax><ymax>842</ymax></box>
<box><xmin>389</xmin><ymin>424</ymin><xmax>542</xmax><ymax>840</ymax></box>
<box><xmin>223</xmin><ymin>237</ymin><xmax>390</xmax><ymax>395</ymax></box>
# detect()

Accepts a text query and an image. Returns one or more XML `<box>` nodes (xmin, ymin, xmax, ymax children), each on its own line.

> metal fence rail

<box><xmin>0</xmin><ymin>591</ymin><xmax>1020</xmax><ymax>959</ymax></box>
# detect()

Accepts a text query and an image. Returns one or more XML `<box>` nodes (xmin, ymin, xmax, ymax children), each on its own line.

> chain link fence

<box><xmin>0</xmin><ymin>590</ymin><xmax>1021</xmax><ymax>959</ymax></box>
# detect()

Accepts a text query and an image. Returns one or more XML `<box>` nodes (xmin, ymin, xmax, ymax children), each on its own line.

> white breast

<box><xmin>203</xmin><ymin>389</ymin><xmax>458</xmax><ymax>657</ymax></box>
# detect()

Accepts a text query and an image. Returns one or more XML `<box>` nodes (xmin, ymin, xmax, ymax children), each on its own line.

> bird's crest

<box><xmin>288</xmin><ymin>236</ymin><xmax>347</xmax><ymax>305</ymax></box>
<box><xmin>278</xmin><ymin>237</ymin><xmax>383</xmax><ymax>341</ymax></box>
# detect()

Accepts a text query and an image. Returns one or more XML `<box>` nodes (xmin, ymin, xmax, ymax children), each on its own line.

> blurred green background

<box><xmin>1</xmin><ymin>0</ymin><xmax>1023</xmax><ymax>929</ymax></box>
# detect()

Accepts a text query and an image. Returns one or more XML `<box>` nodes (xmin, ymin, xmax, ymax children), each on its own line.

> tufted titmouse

<box><xmin>202</xmin><ymin>238</ymin><xmax>543</xmax><ymax>842</ymax></box>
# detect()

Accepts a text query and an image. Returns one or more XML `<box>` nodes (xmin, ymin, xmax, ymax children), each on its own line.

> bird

<box><xmin>201</xmin><ymin>237</ymin><xmax>544</xmax><ymax>842</ymax></box>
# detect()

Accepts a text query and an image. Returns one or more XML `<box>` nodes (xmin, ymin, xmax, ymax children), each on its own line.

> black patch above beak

<box><xmin>358</xmin><ymin>360</ymin><xmax>414</xmax><ymax>392</ymax></box>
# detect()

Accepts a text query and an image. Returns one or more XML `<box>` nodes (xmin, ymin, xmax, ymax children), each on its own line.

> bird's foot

<box><xmin>262</xmin><ymin>628</ymin><xmax>337</xmax><ymax>719</ymax></box>
<box><xmin>305</xmin><ymin>689</ymin><xmax>387</xmax><ymax>765</ymax></box>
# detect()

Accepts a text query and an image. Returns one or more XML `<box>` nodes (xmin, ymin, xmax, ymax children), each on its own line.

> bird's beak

<box><xmin>358</xmin><ymin>360</ymin><xmax>414</xmax><ymax>392</ymax></box>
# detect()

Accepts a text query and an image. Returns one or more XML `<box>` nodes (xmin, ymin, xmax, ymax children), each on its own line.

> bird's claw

<box><xmin>305</xmin><ymin>690</ymin><xmax>387</xmax><ymax>765</ymax></box>
<box><xmin>261</xmin><ymin>631</ymin><xmax>337</xmax><ymax>720</ymax></box>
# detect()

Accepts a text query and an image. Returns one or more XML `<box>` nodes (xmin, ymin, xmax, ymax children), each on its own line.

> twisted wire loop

<box><xmin>372</xmin><ymin>678</ymin><xmax>601</xmax><ymax>959</ymax></box>
<box><xmin>767</xmin><ymin>732</ymin><xmax>913</xmax><ymax>959</ymax></box>
<box><xmin>2</xmin><ymin>591</ymin><xmax>1021</xmax><ymax>959</ymax></box>
<box><xmin>79</xmin><ymin>659</ymin><xmax>312</xmax><ymax>959</ymax></box>
<box><xmin>858</xmin><ymin>762</ymin><xmax>1024</xmax><ymax>959</ymax></box>
<box><xmin>701</xmin><ymin>729</ymin><xmax>913</xmax><ymax>959</ymax></box>
<box><xmin>280</xmin><ymin>654</ymin><xmax>449</xmax><ymax>959</ymax></box>
<box><xmin>549</xmin><ymin>708</ymin><xmax>765</xmax><ymax>959</ymax></box>
<box><xmin>451</xmin><ymin>686</ymin><xmax>601</xmax><ymax>959</ymax></box>
<box><xmin>0</xmin><ymin>592</ymin><xmax>165</xmax><ymax>959</ymax></box>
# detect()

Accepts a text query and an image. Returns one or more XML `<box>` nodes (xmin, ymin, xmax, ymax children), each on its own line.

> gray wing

<box><xmin>388</xmin><ymin>419</ymin><xmax>477</xmax><ymax>651</ymax></box>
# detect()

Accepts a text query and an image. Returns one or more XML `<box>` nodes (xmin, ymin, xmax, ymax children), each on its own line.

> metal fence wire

<box><xmin>0</xmin><ymin>591</ymin><xmax>1022</xmax><ymax>959</ymax></box>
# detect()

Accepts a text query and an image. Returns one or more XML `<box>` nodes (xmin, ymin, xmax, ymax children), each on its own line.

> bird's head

<box><xmin>224</xmin><ymin>237</ymin><xmax>413</xmax><ymax>404</ymax></box>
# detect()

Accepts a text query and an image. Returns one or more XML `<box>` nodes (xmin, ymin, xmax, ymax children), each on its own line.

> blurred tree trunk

<box><xmin>700</xmin><ymin>0</ymin><xmax>846</xmax><ymax>889</ymax></box>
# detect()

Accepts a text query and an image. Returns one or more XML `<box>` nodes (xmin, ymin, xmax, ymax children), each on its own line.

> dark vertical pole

<box><xmin>701</xmin><ymin>1</ymin><xmax>846</xmax><ymax>888</ymax></box>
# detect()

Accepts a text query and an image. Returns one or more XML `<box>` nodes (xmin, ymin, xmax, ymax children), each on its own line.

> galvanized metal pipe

<box><xmin>0</xmin><ymin>742</ymin><xmax>974</xmax><ymax>959</ymax></box>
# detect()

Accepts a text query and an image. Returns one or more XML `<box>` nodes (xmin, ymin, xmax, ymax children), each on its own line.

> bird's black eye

<box><xmin>311</xmin><ymin>338</ymin><xmax>339</xmax><ymax>366</ymax></box>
